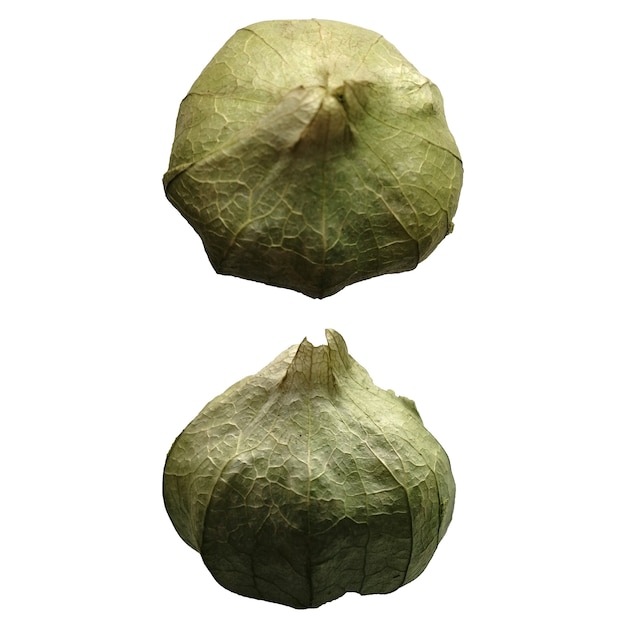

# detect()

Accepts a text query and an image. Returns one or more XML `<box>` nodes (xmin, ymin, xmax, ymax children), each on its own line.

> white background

<box><xmin>2</xmin><ymin>1</ymin><xmax>624</xmax><ymax>624</ymax></box>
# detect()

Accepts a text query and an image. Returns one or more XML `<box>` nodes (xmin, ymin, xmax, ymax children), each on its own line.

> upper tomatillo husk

<box><xmin>163</xmin><ymin>20</ymin><xmax>463</xmax><ymax>298</ymax></box>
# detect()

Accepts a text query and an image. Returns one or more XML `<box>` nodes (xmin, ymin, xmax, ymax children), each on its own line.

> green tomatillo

<box><xmin>163</xmin><ymin>20</ymin><xmax>463</xmax><ymax>298</ymax></box>
<box><xmin>163</xmin><ymin>330</ymin><xmax>455</xmax><ymax>608</ymax></box>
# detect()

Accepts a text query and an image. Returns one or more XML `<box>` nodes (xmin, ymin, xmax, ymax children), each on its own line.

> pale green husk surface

<box><xmin>163</xmin><ymin>20</ymin><xmax>463</xmax><ymax>298</ymax></box>
<box><xmin>163</xmin><ymin>330</ymin><xmax>455</xmax><ymax>608</ymax></box>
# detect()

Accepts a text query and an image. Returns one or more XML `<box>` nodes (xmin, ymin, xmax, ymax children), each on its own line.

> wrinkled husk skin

<box><xmin>163</xmin><ymin>330</ymin><xmax>455</xmax><ymax>608</ymax></box>
<box><xmin>163</xmin><ymin>20</ymin><xmax>463</xmax><ymax>298</ymax></box>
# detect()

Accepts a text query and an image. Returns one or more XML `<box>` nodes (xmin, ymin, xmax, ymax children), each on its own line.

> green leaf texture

<box><xmin>163</xmin><ymin>330</ymin><xmax>455</xmax><ymax>608</ymax></box>
<box><xmin>163</xmin><ymin>20</ymin><xmax>463</xmax><ymax>298</ymax></box>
